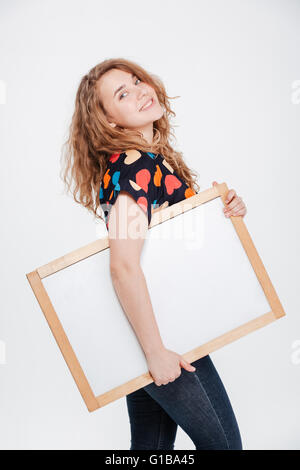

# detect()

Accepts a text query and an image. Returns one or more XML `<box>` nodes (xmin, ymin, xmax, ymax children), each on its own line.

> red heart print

<box><xmin>165</xmin><ymin>174</ymin><xmax>182</xmax><ymax>195</ymax></box>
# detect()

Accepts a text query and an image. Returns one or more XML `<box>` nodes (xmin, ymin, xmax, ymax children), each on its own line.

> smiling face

<box><xmin>96</xmin><ymin>68</ymin><xmax>164</xmax><ymax>136</ymax></box>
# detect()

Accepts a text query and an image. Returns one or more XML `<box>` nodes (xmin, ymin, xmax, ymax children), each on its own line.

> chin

<box><xmin>150</xmin><ymin>107</ymin><xmax>164</xmax><ymax>122</ymax></box>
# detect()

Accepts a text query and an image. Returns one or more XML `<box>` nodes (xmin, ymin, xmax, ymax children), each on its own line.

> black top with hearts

<box><xmin>99</xmin><ymin>149</ymin><xmax>196</xmax><ymax>230</ymax></box>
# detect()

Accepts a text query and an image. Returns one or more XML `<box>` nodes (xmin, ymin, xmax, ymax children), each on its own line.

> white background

<box><xmin>0</xmin><ymin>0</ymin><xmax>299</xmax><ymax>450</ymax></box>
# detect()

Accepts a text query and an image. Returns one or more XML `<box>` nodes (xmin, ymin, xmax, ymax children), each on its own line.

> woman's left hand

<box><xmin>212</xmin><ymin>181</ymin><xmax>247</xmax><ymax>218</ymax></box>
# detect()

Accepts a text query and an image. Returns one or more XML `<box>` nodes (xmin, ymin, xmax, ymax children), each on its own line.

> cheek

<box><xmin>121</xmin><ymin>99</ymin><xmax>138</xmax><ymax>116</ymax></box>
<box><xmin>115</xmin><ymin>102</ymin><xmax>139</xmax><ymax>125</ymax></box>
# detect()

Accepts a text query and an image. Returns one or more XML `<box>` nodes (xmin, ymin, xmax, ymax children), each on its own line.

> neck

<box><xmin>135</xmin><ymin>122</ymin><xmax>154</xmax><ymax>146</ymax></box>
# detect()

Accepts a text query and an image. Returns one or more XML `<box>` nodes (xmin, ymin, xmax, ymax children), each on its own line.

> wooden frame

<box><xmin>26</xmin><ymin>182</ymin><xmax>286</xmax><ymax>412</ymax></box>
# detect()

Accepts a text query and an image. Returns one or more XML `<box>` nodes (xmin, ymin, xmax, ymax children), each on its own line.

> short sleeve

<box><xmin>99</xmin><ymin>150</ymin><xmax>158</xmax><ymax>230</ymax></box>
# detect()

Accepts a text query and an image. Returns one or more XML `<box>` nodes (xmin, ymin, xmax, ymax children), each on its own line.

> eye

<box><xmin>119</xmin><ymin>77</ymin><xmax>142</xmax><ymax>100</ymax></box>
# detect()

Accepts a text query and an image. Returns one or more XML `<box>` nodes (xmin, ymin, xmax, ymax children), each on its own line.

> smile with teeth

<box><xmin>140</xmin><ymin>98</ymin><xmax>153</xmax><ymax>111</ymax></box>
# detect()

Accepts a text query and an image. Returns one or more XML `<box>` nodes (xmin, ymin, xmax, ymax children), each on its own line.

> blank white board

<box><xmin>27</xmin><ymin>183</ymin><xmax>285</xmax><ymax>411</ymax></box>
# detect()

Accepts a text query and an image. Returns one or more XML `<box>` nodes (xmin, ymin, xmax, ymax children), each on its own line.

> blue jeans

<box><xmin>126</xmin><ymin>354</ymin><xmax>242</xmax><ymax>450</ymax></box>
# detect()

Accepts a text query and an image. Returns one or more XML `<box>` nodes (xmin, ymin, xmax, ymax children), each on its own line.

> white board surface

<box><xmin>42</xmin><ymin>197</ymin><xmax>270</xmax><ymax>397</ymax></box>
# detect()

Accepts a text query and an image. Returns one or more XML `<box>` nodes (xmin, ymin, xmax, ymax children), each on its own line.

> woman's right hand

<box><xmin>146</xmin><ymin>347</ymin><xmax>196</xmax><ymax>386</ymax></box>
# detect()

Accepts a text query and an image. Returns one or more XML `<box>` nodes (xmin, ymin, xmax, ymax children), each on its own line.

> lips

<box><xmin>139</xmin><ymin>98</ymin><xmax>153</xmax><ymax>111</ymax></box>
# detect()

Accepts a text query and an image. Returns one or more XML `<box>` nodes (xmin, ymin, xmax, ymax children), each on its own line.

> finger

<box><xmin>225</xmin><ymin>189</ymin><xmax>236</xmax><ymax>204</ymax></box>
<box><xmin>224</xmin><ymin>196</ymin><xmax>242</xmax><ymax>211</ymax></box>
<box><xmin>224</xmin><ymin>200</ymin><xmax>243</xmax><ymax>213</ymax></box>
<box><xmin>234</xmin><ymin>201</ymin><xmax>245</xmax><ymax>212</ymax></box>
<box><xmin>232</xmin><ymin>207</ymin><xmax>247</xmax><ymax>217</ymax></box>
<box><xmin>223</xmin><ymin>198</ymin><xmax>244</xmax><ymax>214</ymax></box>
<box><xmin>225</xmin><ymin>201</ymin><xmax>244</xmax><ymax>215</ymax></box>
<box><xmin>180</xmin><ymin>359</ymin><xmax>196</xmax><ymax>371</ymax></box>
<box><xmin>224</xmin><ymin>202</ymin><xmax>244</xmax><ymax>217</ymax></box>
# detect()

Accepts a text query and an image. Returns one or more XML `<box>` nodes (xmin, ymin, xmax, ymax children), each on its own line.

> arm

<box><xmin>108</xmin><ymin>190</ymin><xmax>165</xmax><ymax>358</ymax></box>
<box><xmin>108</xmin><ymin>190</ymin><xmax>195</xmax><ymax>386</ymax></box>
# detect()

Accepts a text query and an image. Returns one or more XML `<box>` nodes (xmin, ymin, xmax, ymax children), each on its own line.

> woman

<box><xmin>61</xmin><ymin>58</ymin><xmax>247</xmax><ymax>450</ymax></box>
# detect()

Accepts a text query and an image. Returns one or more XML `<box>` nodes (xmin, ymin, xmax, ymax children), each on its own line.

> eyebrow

<box><xmin>113</xmin><ymin>73</ymin><xmax>135</xmax><ymax>98</ymax></box>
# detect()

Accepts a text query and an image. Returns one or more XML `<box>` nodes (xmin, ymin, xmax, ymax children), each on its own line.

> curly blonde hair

<box><xmin>60</xmin><ymin>57</ymin><xmax>200</xmax><ymax>223</ymax></box>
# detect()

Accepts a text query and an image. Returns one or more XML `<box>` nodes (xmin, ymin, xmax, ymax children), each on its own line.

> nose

<box><xmin>137</xmin><ymin>85</ymin><xmax>147</xmax><ymax>101</ymax></box>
